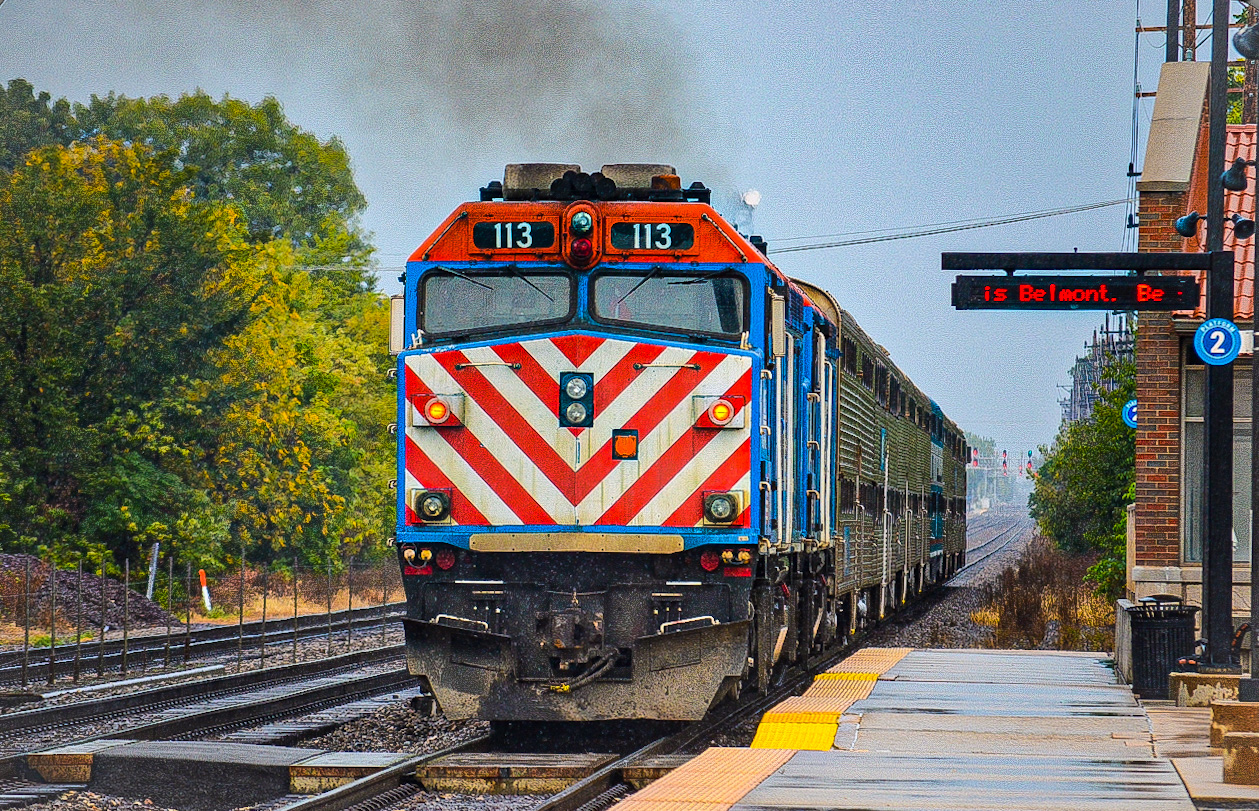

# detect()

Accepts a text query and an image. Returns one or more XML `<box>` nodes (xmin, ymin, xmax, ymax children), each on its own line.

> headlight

<box><xmin>565</xmin><ymin>376</ymin><xmax>589</xmax><ymax>399</ymax></box>
<box><xmin>416</xmin><ymin>491</ymin><xmax>451</xmax><ymax>522</ymax></box>
<box><xmin>565</xmin><ymin>402</ymin><xmax>588</xmax><ymax>424</ymax></box>
<box><xmin>703</xmin><ymin>492</ymin><xmax>738</xmax><ymax>524</ymax></box>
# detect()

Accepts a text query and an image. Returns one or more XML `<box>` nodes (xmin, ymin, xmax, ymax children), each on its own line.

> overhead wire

<box><xmin>768</xmin><ymin>199</ymin><xmax>1131</xmax><ymax>255</ymax></box>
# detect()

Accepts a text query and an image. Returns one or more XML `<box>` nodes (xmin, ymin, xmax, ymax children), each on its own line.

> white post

<box><xmin>145</xmin><ymin>542</ymin><xmax>160</xmax><ymax>600</ymax></box>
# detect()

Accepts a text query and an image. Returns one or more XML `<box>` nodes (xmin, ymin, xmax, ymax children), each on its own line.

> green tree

<box><xmin>0</xmin><ymin>82</ymin><xmax>394</xmax><ymax>571</ymax></box>
<box><xmin>188</xmin><ymin>245</ymin><xmax>393</xmax><ymax>565</ymax></box>
<box><xmin>0</xmin><ymin>79</ymin><xmax>74</xmax><ymax>171</ymax></box>
<box><xmin>73</xmin><ymin>91</ymin><xmax>371</xmax><ymax>293</ymax></box>
<box><xmin>0</xmin><ymin>138</ymin><xmax>263</xmax><ymax>564</ymax></box>
<box><xmin>1029</xmin><ymin>359</ymin><xmax>1135</xmax><ymax>600</ymax></box>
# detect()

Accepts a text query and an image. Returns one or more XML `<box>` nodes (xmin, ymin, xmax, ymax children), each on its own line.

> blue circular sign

<box><xmin>1122</xmin><ymin>399</ymin><xmax>1137</xmax><ymax>429</ymax></box>
<box><xmin>1194</xmin><ymin>318</ymin><xmax>1242</xmax><ymax>366</ymax></box>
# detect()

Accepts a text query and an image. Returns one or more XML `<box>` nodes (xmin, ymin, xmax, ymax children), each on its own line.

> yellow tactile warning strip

<box><xmin>825</xmin><ymin>647</ymin><xmax>912</xmax><ymax>674</ymax></box>
<box><xmin>748</xmin><ymin>721</ymin><xmax>837</xmax><ymax>750</ymax></box>
<box><xmin>750</xmin><ymin>647</ymin><xmax>912</xmax><ymax>750</ymax></box>
<box><xmin>613</xmin><ymin>747</ymin><xmax>796</xmax><ymax>811</ymax></box>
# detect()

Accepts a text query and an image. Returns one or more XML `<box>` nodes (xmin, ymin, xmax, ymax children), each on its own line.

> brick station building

<box><xmin>1132</xmin><ymin>61</ymin><xmax>1254</xmax><ymax>625</ymax></box>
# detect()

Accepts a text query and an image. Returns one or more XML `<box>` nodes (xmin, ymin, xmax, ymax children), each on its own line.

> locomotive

<box><xmin>389</xmin><ymin>164</ymin><xmax>966</xmax><ymax>721</ymax></box>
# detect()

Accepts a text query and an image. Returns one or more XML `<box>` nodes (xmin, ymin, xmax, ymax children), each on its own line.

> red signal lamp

<box><xmin>425</xmin><ymin>399</ymin><xmax>450</xmax><ymax>423</ymax></box>
<box><xmin>694</xmin><ymin>395</ymin><xmax>745</xmax><ymax>429</ymax></box>
<box><xmin>570</xmin><ymin>237</ymin><xmax>594</xmax><ymax>264</ymax></box>
<box><xmin>563</xmin><ymin>203</ymin><xmax>599</xmax><ymax>267</ymax></box>
<box><xmin>699</xmin><ymin>548</ymin><xmax>721</xmax><ymax>572</ymax></box>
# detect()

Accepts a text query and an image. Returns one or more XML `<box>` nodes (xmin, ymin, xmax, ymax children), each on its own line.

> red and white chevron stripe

<box><xmin>403</xmin><ymin>335</ymin><xmax>752</xmax><ymax>528</ymax></box>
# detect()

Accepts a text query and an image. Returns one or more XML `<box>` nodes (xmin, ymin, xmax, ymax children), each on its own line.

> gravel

<box><xmin>0</xmin><ymin>659</ymin><xmax>407</xmax><ymax>757</ymax></box>
<box><xmin>19</xmin><ymin>791</ymin><xmax>184</xmax><ymax>811</ymax></box>
<box><xmin>2</xmin><ymin>626</ymin><xmax>405</xmax><ymax>714</ymax></box>
<box><xmin>386</xmin><ymin>792</ymin><xmax>539</xmax><ymax>810</ymax></box>
<box><xmin>863</xmin><ymin>513</ymin><xmax>1034</xmax><ymax>649</ymax></box>
<box><xmin>303</xmin><ymin>702</ymin><xmax>489</xmax><ymax>753</ymax></box>
<box><xmin>0</xmin><ymin>554</ymin><xmax>178</xmax><ymax>629</ymax></box>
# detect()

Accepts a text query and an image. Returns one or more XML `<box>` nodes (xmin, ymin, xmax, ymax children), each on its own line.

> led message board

<box><xmin>951</xmin><ymin>274</ymin><xmax>1201</xmax><ymax>311</ymax></box>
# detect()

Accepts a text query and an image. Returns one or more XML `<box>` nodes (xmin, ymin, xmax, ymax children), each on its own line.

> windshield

<box><xmin>420</xmin><ymin>267</ymin><xmax>574</xmax><ymax>336</ymax></box>
<box><xmin>591</xmin><ymin>270</ymin><xmax>747</xmax><ymax>339</ymax></box>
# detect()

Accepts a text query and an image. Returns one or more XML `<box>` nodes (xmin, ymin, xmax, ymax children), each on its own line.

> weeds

<box><xmin>977</xmin><ymin>535</ymin><xmax>1115</xmax><ymax>651</ymax></box>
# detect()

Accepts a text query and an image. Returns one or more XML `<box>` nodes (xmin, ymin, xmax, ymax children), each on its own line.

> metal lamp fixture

<box><xmin>1174</xmin><ymin>211</ymin><xmax>1256</xmax><ymax>240</ymax></box>
<box><xmin>1175</xmin><ymin>211</ymin><xmax>1206</xmax><ymax>238</ymax></box>
<box><xmin>1236</xmin><ymin>23</ymin><xmax>1259</xmax><ymax>61</ymax></box>
<box><xmin>1222</xmin><ymin>157</ymin><xmax>1256</xmax><ymax>192</ymax></box>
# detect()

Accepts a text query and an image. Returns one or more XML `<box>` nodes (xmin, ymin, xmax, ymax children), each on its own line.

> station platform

<box><xmin>620</xmin><ymin>648</ymin><xmax>1253</xmax><ymax>811</ymax></box>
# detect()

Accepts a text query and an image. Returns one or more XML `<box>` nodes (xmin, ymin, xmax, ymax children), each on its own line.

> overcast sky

<box><xmin>2</xmin><ymin>1</ymin><xmax>1181</xmax><ymax>456</ymax></box>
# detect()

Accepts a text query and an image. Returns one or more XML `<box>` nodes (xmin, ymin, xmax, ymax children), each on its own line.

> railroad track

<box><xmin>0</xmin><ymin>645</ymin><xmax>410</xmax><ymax>774</ymax></box>
<box><xmin>0</xmin><ymin>602</ymin><xmax>406</xmax><ymax>687</ymax></box>
<box><xmin>950</xmin><ymin>516</ymin><xmax>1034</xmax><ymax>585</ymax></box>
<box><xmin>273</xmin><ymin>614</ymin><xmax>918</xmax><ymax>811</ymax></box>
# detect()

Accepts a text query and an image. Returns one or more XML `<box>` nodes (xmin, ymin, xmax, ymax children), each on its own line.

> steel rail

<box><xmin>0</xmin><ymin>603</ymin><xmax>406</xmax><ymax>686</ymax></box>
<box><xmin>950</xmin><ymin>518</ymin><xmax>1034</xmax><ymax>582</ymax></box>
<box><xmin>0</xmin><ymin>645</ymin><xmax>405</xmax><ymax>740</ymax></box>
<box><xmin>118</xmin><ymin>668</ymin><xmax>413</xmax><ymax>742</ymax></box>
<box><xmin>273</xmin><ymin>735</ymin><xmax>493</xmax><ymax>811</ymax></box>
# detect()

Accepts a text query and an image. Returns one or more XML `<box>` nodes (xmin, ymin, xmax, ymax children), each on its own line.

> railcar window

<box><xmin>591</xmin><ymin>270</ymin><xmax>747</xmax><ymax>339</ymax></box>
<box><xmin>842</xmin><ymin>338</ymin><xmax>857</xmax><ymax>374</ymax></box>
<box><xmin>840</xmin><ymin>478</ymin><xmax>855</xmax><ymax>513</ymax></box>
<box><xmin>421</xmin><ymin>268</ymin><xmax>573</xmax><ymax>336</ymax></box>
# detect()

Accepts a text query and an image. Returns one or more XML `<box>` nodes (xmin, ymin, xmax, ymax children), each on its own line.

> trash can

<box><xmin>1125</xmin><ymin>596</ymin><xmax>1199</xmax><ymax>698</ymax></box>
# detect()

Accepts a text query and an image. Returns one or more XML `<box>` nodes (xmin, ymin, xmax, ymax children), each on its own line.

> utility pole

<box><xmin>1201</xmin><ymin>0</ymin><xmax>1237</xmax><ymax>669</ymax></box>
<box><xmin>1239</xmin><ymin>4</ymin><xmax>1259</xmax><ymax>700</ymax></box>
<box><xmin>1185</xmin><ymin>0</ymin><xmax>1199</xmax><ymax>61</ymax></box>
<box><xmin>1169</xmin><ymin>0</ymin><xmax>1182</xmax><ymax>61</ymax></box>
<box><xmin>1246</xmin><ymin>5</ymin><xmax>1259</xmax><ymax>123</ymax></box>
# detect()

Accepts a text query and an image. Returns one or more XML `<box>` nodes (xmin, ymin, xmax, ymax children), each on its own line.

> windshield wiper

<box><xmin>616</xmin><ymin>265</ymin><xmax>665</xmax><ymax>306</ymax></box>
<box><xmin>501</xmin><ymin>264</ymin><xmax>554</xmax><ymax>302</ymax></box>
<box><xmin>668</xmin><ymin>267</ymin><xmax>733</xmax><ymax>285</ymax></box>
<box><xmin>438</xmin><ymin>266</ymin><xmax>492</xmax><ymax>291</ymax></box>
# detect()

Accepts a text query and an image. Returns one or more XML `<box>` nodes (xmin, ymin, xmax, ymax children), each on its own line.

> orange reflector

<box><xmin>613</xmin><ymin>434</ymin><xmax>638</xmax><ymax>459</ymax></box>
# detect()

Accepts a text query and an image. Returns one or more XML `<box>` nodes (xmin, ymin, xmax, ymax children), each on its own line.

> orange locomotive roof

<box><xmin>407</xmin><ymin>199</ymin><xmax>830</xmax><ymax>325</ymax></box>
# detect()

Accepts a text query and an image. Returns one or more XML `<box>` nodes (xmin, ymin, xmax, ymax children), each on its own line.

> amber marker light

<box><xmin>611</xmin><ymin>429</ymin><xmax>639</xmax><ymax>460</ymax></box>
<box><xmin>425</xmin><ymin>398</ymin><xmax>450</xmax><ymax>423</ymax></box>
<box><xmin>707</xmin><ymin>398</ymin><xmax>735</xmax><ymax>426</ymax></box>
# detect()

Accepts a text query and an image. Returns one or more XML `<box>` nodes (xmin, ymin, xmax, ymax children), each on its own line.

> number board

<box><xmin>471</xmin><ymin>221</ymin><xmax>555</xmax><ymax>250</ymax></box>
<box><xmin>951</xmin><ymin>274</ymin><xmax>1200</xmax><ymax>310</ymax></box>
<box><xmin>609</xmin><ymin>222</ymin><xmax>695</xmax><ymax>251</ymax></box>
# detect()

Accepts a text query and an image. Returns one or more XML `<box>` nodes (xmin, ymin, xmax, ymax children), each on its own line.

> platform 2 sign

<box><xmin>951</xmin><ymin>275</ymin><xmax>1200</xmax><ymax>311</ymax></box>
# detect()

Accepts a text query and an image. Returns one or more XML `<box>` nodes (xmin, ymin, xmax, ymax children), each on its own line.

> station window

<box><xmin>1181</xmin><ymin>344</ymin><xmax>1252</xmax><ymax>563</ymax></box>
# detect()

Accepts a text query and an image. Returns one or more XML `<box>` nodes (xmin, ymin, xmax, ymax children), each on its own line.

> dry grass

<box><xmin>979</xmin><ymin>536</ymin><xmax>1115</xmax><ymax>652</ymax></box>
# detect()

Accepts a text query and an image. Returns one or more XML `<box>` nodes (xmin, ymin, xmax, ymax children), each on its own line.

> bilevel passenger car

<box><xmin>388</xmin><ymin>163</ymin><xmax>967</xmax><ymax>722</ymax></box>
